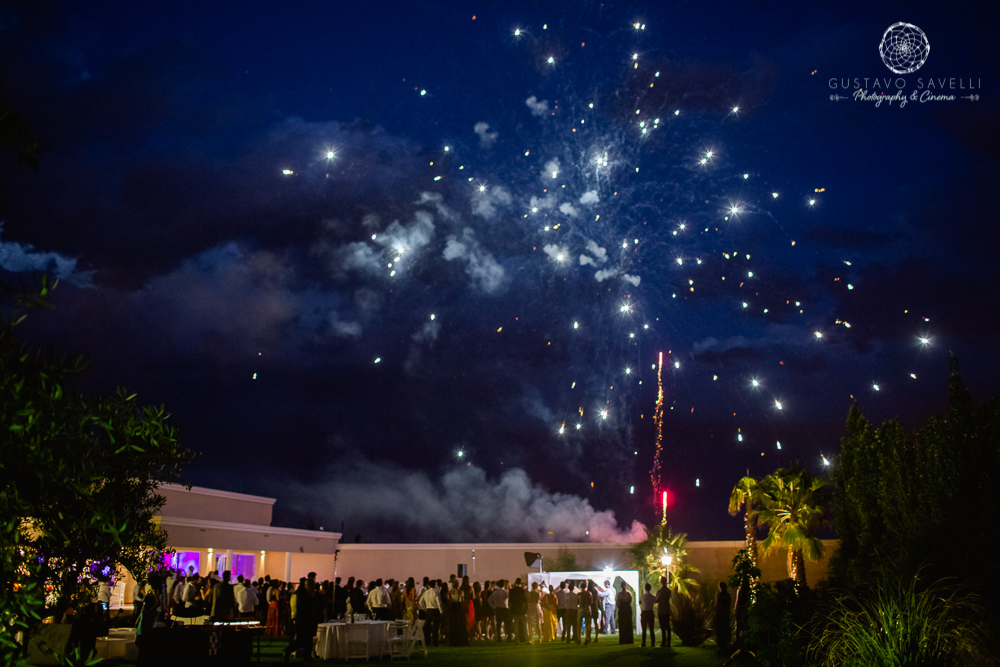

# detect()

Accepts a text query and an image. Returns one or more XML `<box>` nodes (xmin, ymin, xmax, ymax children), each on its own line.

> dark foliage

<box><xmin>830</xmin><ymin>364</ymin><xmax>1000</xmax><ymax>599</ymax></box>
<box><xmin>742</xmin><ymin>579</ymin><xmax>816</xmax><ymax>667</ymax></box>
<box><xmin>1</xmin><ymin>281</ymin><xmax>193</xmax><ymax>665</ymax></box>
<box><xmin>671</xmin><ymin>591</ymin><xmax>712</xmax><ymax>647</ymax></box>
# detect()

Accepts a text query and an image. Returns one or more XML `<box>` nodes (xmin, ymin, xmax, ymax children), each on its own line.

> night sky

<box><xmin>2</xmin><ymin>1</ymin><xmax>997</xmax><ymax>543</ymax></box>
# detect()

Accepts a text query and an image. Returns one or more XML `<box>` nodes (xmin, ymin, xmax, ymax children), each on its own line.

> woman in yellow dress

<box><xmin>541</xmin><ymin>585</ymin><xmax>558</xmax><ymax>643</ymax></box>
<box><xmin>403</xmin><ymin>578</ymin><xmax>417</xmax><ymax>622</ymax></box>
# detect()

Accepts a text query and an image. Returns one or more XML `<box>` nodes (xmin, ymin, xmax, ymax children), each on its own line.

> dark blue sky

<box><xmin>1</xmin><ymin>1</ymin><xmax>997</xmax><ymax>542</ymax></box>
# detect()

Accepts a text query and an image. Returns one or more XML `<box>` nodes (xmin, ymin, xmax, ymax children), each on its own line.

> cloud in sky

<box><xmin>471</xmin><ymin>185</ymin><xmax>513</xmax><ymax>219</ymax></box>
<box><xmin>594</xmin><ymin>268</ymin><xmax>618</xmax><ymax>282</ymax></box>
<box><xmin>579</xmin><ymin>240</ymin><xmax>608</xmax><ymax>267</ymax></box>
<box><xmin>529</xmin><ymin>194</ymin><xmax>557</xmax><ymax>211</ymax></box>
<box><xmin>525</xmin><ymin>95</ymin><xmax>549</xmax><ymax>117</ymax></box>
<box><xmin>542</xmin><ymin>158</ymin><xmax>560</xmax><ymax>181</ymax></box>
<box><xmin>339</xmin><ymin>210</ymin><xmax>436</xmax><ymax>276</ymax></box>
<box><xmin>140</xmin><ymin>243</ymin><xmax>298</xmax><ymax>351</ymax></box>
<box><xmin>579</xmin><ymin>190</ymin><xmax>599</xmax><ymax>205</ymax></box>
<box><xmin>0</xmin><ymin>225</ymin><xmax>94</xmax><ymax>287</ymax></box>
<box><xmin>559</xmin><ymin>202</ymin><xmax>579</xmax><ymax>217</ymax></box>
<box><xmin>473</xmin><ymin>121</ymin><xmax>498</xmax><ymax>148</ymax></box>
<box><xmin>443</xmin><ymin>228</ymin><xmax>506</xmax><ymax>293</ymax></box>
<box><xmin>543</xmin><ymin>244</ymin><xmax>569</xmax><ymax>263</ymax></box>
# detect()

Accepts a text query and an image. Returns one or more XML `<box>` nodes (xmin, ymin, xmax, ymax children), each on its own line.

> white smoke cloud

<box><xmin>525</xmin><ymin>95</ymin><xmax>549</xmax><ymax>117</ymax></box>
<box><xmin>529</xmin><ymin>194</ymin><xmax>557</xmax><ymax>211</ymax></box>
<box><xmin>579</xmin><ymin>190</ymin><xmax>599</xmax><ymax>205</ymax></box>
<box><xmin>585</xmin><ymin>240</ymin><xmax>607</xmax><ymax>263</ymax></box>
<box><xmin>341</xmin><ymin>211</ymin><xmax>435</xmax><ymax>275</ymax></box>
<box><xmin>341</xmin><ymin>242</ymin><xmax>379</xmax><ymax>273</ymax></box>
<box><xmin>330</xmin><ymin>316</ymin><xmax>362</xmax><ymax>338</ymax></box>
<box><xmin>416</xmin><ymin>191</ymin><xmax>459</xmax><ymax>222</ymax></box>
<box><xmin>622</xmin><ymin>273</ymin><xmax>641</xmax><ymax>286</ymax></box>
<box><xmin>559</xmin><ymin>202</ymin><xmax>578</xmax><ymax>217</ymax></box>
<box><xmin>142</xmin><ymin>243</ymin><xmax>298</xmax><ymax>348</ymax></box>
<box><xmin>580</xmin><ymin>240</ymin><xmax>607</xmax><ymax>266</ymax></box>
<box><xmin>285</xmin><ymin>458</ymin><xmax>646</xmax><ymax>543</ymax></box>
<box><xmin>443</xmin><ymin>229</ymin><xmax>506</xmax><ymax>293</ymax></box>
<box><xmin>543</xmin><ymin>244</ymin><xmax>569</xmax><ymax>263</ymax></box>
<box><xmin>378</xmin><ymin>210</ymin><xmax>435</xmax><ymax>254</ymax></box>
<box><xmin>594</xmin><ymin>268</ymin><xmax>618</xmax><ymax>282</ymax></box>
<box><xmin>542</xmin><ymin>158</ymin><xmax>560</xmax><ymax>181</ymax></box>
<box><xmin>520</xmin><ymin>386</ymin><xmax>553</xmax><ymax>423</ymax></box>
<box><xmin>412</xmin><ymin>320</ymin><xmax>440</xmax><ymax>344</ymax></box>
<box><xmin>0</xmin><ymin>224</ymin><xmax>94</xmax><ymax>287</ymax></box>
<box><xmin>471</xmin><ymin>185</ymin><xmax>513</xmax><ymax>219</ymax></box>
<box><xmin>473</xmin><ymin>122</ymin><xmax>498</xmax><ymax>148</ymax></box>
<box><xmin>405</xmin><ymin>319</ymin><xmax>442</xmax><ymax>374</ymax></box>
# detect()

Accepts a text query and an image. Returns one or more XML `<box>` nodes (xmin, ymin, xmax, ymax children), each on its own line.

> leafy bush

<box><xmin>809</xmin><ymin>572</ymin><xmax>992</xmax><ymax>666</ymax></box>
<box><xmin>743</xmin><ymin>579</ymin><xmax>814</xmax><ymax>667</ymax></box>
<box><xmin>671</xmin><ymin>591</ymin><xmax>712</xmax><ymax>646</ymax></box>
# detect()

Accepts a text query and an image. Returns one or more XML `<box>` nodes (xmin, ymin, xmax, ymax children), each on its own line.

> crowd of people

<box><xmin>130</xmin><ymin>567</ymin><xmax>681</xmax><ymax>660</ymax></box>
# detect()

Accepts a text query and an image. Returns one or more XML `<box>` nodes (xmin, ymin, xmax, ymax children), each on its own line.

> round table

<box><xmin>315</xmin><ymin>620</ymin><xmax>391</xmax><ymax>660</ymax></box>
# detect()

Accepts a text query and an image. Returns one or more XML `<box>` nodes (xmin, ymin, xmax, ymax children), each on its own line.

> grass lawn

<box><xmin>101</xmin><ymin>631</ymin><xmax>729</xmax><ymax>665</ymax></box>
<box><xmin>250</xmin><ymin>635</ymin><xmax>728</xmax><ymax>666</ymax></box>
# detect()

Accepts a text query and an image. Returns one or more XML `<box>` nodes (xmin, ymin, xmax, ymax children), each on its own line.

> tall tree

<box><xmin>756</xmin><ymin>467</ymin><xmax>827</xmax><ymax>590</ymax></box>
<box><xmin>728</xmin><ymin>475</ymin><xmax>762</xmax><ymax>568</ymax></box>
<box><xmin>1</xmin><ymin>281</ymin><xmax>192</xmax><ymax>664</ymax></box>
<box><xmin>830</xmin><ymin>366</ymin><xmax>1000</xmax><ymax>591</ymax></box>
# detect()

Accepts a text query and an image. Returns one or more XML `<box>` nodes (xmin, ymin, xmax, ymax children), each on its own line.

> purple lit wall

<box><xmin>172</xmin><ymin>551</ymin><xmax>200</xmax><ymax>575</ymax></box>
<box><xmin>233</xmin><ymin>554</ymin><xmax>255</xmax><ymax>581</ymax></box>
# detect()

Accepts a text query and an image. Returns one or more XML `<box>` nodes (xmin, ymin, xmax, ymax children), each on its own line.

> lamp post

<box><xmin>660</xmin><ymin>550</ymin><xmax>673</xmax><ymax>588</ymax></box>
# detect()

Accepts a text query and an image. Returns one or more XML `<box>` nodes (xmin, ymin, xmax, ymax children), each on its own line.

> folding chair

<box><xmin>412</xmin><ymin>619</ymin><xmax>428</xmax><ymax>658</ymax></box>
<box><xmin>345</xmin><ymin>623</ymin><xmax>370</xmax><ymax>661</ymax></box>
<box><xmin>388</xmin><ymin>621</ymin><xmax>415</xmax><ymax>660</ymax></box>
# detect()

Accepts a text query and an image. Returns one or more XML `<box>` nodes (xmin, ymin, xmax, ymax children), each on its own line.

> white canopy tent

<box><xmin>527</xmin><ymin>570</ymin><xmax>640</xmax><ymax>630</ymax></box>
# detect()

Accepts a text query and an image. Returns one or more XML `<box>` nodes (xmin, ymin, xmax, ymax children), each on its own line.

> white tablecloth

<box><xmin>316</xmin><ymin>621</ymin><xmax>390</xmax><ymax>660</ymax></box>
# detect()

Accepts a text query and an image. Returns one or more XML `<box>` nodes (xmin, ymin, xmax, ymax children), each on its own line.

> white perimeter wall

<box><xmin>331</xmin><ymin>540</ymin><xmax>837</xmax><ymax>586</ymax></box>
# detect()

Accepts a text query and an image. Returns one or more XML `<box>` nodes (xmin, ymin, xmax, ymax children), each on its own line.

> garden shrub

<box><xmin>743</xmin><ymin>579</ymin><xmax>814</xmax><ymax>667</ymax></box>
<box><xmin>809</xmin><ymin>572</ymin><xmax>992</xmax><ymax>666</ymax></box>
<box><xmin>671</xmin><ymin>591</ymin><xmax>712</xmax><ymax>647</ymax></box>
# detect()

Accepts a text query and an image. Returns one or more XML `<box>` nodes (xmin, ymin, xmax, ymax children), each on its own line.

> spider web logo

<box><xmin>879</xmin><ymin>22</ymin><xmax>930</xmax><ymax>74</ymax></box>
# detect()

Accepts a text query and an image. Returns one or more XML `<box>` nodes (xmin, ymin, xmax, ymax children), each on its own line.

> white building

<box><xmin>121</xmin><ymin>483</ymin><xmax>834</xmax><ymax>606</ymax></box>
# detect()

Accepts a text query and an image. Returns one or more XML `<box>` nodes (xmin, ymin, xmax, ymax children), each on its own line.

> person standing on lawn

<box><xmin>599</xmin><ymin>580</ymin><xmax>616</xmax><ymax>635</ymax></box>
<box><xmin>541</xmin><ymin>585</ymin><xmax>558</xmax><ymax>643</ymax></box>
<box><xmin>508</xmin><ymin>578</ymin><xmax>528</xmax><ymax>643</ymax></box>
<box><xmin>565</xmin><ymin>583</ymin><xmax>580</xmax><ymax>644</ymax></box>
<box><xmin>656</xmin><ymin>576</ymin><xmax>672</xmax><ymax>648</ymax></box>
<box><xmin>556</xmin><ymin>581</ymin><xmax>570</xmax><ymax>641</ymax></box>
<box><xmin>639</xmin><ymin>583</ymin><xmax>656</xmax><ymax>647</ymax></box>
<box><xmin>715</xmin><ymin>581</ymin><xmax>732</xmax><ymax>653</ymax></box>
<box><xmin>489</xmin><ymin>579</ymin><xmax>511</xmax><ymax>642</ymax></box>
<box><xmin>578</xmin><ymin>584</ymin><xmax>594</xmax><ymax>645</ymax></box>
<box><xmin>616</xmin><ymin>582</ymin><xmax>634</xmax><ymax>644</ymax></box>
<box><xmin>527</xmin><ymin>582</ymin><xmax>542</xmax><ymax>643</ymax></box>
<box><xmin>283</xmin><ymin>578</ymin><xmax>316</xmax><ymax>662</ymax></box>
<box><xmin>418</xmin><ymin>579</ymin><xmax>442</xmax><ymax>647</ymax></box>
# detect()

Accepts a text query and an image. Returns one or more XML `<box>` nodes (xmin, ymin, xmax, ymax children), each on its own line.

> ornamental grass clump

<box><xmin>809</xmin><ymin>572</ymin><xmax>991</xmax><ymax>666</ymax></box>
<box><xmin>671</xmin><ymin>590</ymin><xmax>712</xmax><ymax>647</ymax></box>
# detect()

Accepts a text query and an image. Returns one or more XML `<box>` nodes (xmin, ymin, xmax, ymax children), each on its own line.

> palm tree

<box><xmin>628</xmin><ymin>525</ymin><xmax>700</xmax><ymax>596</ymax></box>
<box><xmin>728</xmin><ymin>476</ymin><xmax>761</xmax><ymax>568</ymax></box>
<box><xmin>756</xmin><ymin>467</ymin><xmax>827</xmax><ymax>591</ymax></box>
